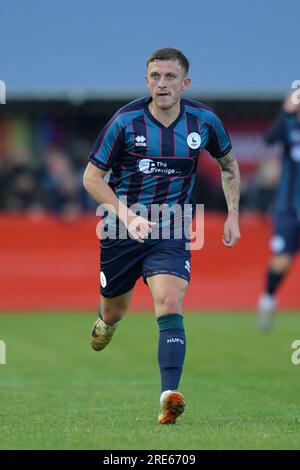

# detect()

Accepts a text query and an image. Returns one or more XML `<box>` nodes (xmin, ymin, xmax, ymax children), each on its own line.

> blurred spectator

<box><xmin>2</xmin><ymin>144</ymin><xmax>41</xmax><ymax>212</ymax></box>
<box><xmin>6</xmin><ymin>166</ymin><xmax>38</xmax><ymax>211</ymax></box>
<box><xmin>40</xmin><ymin>147</ymin><xmax>83</xmax><ymax>217</ymax></box>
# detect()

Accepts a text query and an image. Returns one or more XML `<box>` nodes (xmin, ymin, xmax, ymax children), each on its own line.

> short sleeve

<box><xmin>88</xmin><ymin>114</ymin><xmax>125</xmax><ymax>171</ymax></box>
<box><xmin>265</xmin><ymin>111</ymin><xmax>286</xmax><ymax>145</ymax></box>
<box><xmin>205</xmin><ymin>113</ymin><xmax>232</xmax><ymax>158</ymax></box>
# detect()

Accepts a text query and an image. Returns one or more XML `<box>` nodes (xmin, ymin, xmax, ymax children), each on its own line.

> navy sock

<box><xmin>157</xmin><ymin>314</ymin><xmax>186</xmax><ymax>392</ymax></box>
<box><xmin>266</xmin><ymin>269</ymin><xmax>285</xmax><ymax>295</ymax></box>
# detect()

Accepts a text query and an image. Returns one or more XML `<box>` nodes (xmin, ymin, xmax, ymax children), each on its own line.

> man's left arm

<box><xmin>217</xmin><ymin>149</ymin><xmax>241</xmax><ymax>248</ymax></box>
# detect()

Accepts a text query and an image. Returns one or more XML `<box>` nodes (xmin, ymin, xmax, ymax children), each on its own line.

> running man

<box><xmin>258</xmin><ymin>93</ymin><xmax>300</xmax><ymax>331</ymax></box>
<box><xmin>83</xmin><ymin>48</ymin><xmax>241</xmax><ymax>424</ymax></box>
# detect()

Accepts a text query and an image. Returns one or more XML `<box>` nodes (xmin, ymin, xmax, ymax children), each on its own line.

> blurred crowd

<box><xmin>0</xmin><ymin>114</ymin><xmax>281</xmax><ymax>217</ymax></box>
<box><xmin>0</xmin><ymin>115</ymin><xmax>99</xmax><ymax>218</ymax></box>
<box><xmin>0</xmin><ymin>144</ymin><xmax>95</xmax><ymax>217</ymax></box>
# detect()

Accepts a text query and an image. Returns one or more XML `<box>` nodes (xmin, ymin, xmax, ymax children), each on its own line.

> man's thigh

<box><xmin>143</xmin><ymin>239</ymin><xmax>191</xmax><ymax>316</ymax></box>
<box><xmin>271</xmin><ymin>212</ymin><xmax>300</xmax><ymax>255</ymax></box>
<box><xmin>142</xmin><ymin>239</ymin><xmax>191</xmax><ymax>284</ymax></box>
<box><xmin>100</xmin><ymin>238</ymin><xmax>147</xmax><ymax>298</ymax></box>
<box><xmin>147</xmin><ymin>274</ymin><xmax>189</xmax><ymax>316</ymax></box>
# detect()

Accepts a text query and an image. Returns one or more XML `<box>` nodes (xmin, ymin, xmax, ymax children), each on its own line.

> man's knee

<box><xmin>155</xmin><ymin>293</ymin><xmax>182</xmax><ymax>314</ymax></box>
<box><xmin>102</xmin><ymin>303</ymin><xmax>126</xmax><ymax>319</ymax></box>
<box><xmin>101</xmin><ymin>295</ymin><xmax>131</xmax><ymax>324</ymax></box>
<box><xmin>148</xmin><ymin>275</ymin><xmax>188</xmax><ymax>315</ymax></box>
<box><xmin>271</xmin><ymin>254</ymin><xmax>293</xmax><ymax>272</ymax></box>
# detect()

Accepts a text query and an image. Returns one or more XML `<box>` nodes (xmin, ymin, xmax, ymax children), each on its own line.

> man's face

<box><xmin>146</xmin><ymin>60</ymin><xmax>190</xmax><ymax>110</ymax></box>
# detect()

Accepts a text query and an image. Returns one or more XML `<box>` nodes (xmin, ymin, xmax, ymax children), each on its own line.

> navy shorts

<box><xmin>270</xmin><ymin>211</ymin><xmax>300</xmax><ymax>255</ymax></box>
<box><xmin>100</xmin><ymin>237</ymin><xmax>191</xmax><ymax>298</ymax></box>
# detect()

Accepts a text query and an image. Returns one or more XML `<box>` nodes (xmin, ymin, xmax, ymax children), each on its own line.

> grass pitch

<box><xmin>0</xmin><ymin>312</ymin><xmax>299</xmax><ymax>450</ymax></box>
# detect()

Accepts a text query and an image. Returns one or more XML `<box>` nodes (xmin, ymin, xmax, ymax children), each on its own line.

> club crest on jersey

<box><xmin>135</xmin><ymin>135</ymin><xmax>147</xmax><ymax>147</ymax></box>
<box><xmin>187</xmin><ymin>132</ymin><xmax>201</xmax><ymax>149</ymax></box>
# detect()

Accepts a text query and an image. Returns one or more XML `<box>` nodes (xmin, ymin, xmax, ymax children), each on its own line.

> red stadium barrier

<box><xmin>0</xmin><ymin>213</ymin><xmax>299</xmax><ymax>311</ymax></box>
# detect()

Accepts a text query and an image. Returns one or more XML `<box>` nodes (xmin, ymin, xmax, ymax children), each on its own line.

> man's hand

<box><xmin>126</xmin><ymin>212</ymin><xmax>156</xmax><ymax>243</ymax></box>
<box><xmin>83</xmin><ymin>164</ymin><xmax>156</xmax><ymax>243</ymax></box>
<box><xmin>223</xmin><ymin>213</ymin><xmax>241</xmax><ymax>248</ymax></box>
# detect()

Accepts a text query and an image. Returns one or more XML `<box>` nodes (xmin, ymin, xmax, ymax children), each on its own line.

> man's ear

<box><xmin>182</xmin><ymin>77</ymin><xmax>191</xmax><ymax>91</ymax></box>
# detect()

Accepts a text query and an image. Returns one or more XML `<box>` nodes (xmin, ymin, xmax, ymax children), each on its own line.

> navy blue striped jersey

<box><xmin>89</xmin><ymin>97</ymin><xmax>232</xmax><ymax>209</ymax></box>
<box><xmin>266</xmin><ymin>111</ymin><xmax>300</xmax><ymax>213</ymax></box>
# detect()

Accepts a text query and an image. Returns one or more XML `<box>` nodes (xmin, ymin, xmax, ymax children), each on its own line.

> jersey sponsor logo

<box><xmin>137</xmin><ymin>158</ymin><xmax>156</xmax><ymax>174</ymax></box>
<box><xmin>137</xmin><ymin>157</ymin><xmax>195</xmax><ymax>177</ymax></box>
<box><xmin>187</xmin><ymin>132</ymin><xmax>201</xmax><ymax>149</ymax></box>
<box><xmin>185</xmin><ymin>260</ymin><xmax>191</xmax><ymax>273</ymax></box>
<box><xmin>100</xmin><ymin>271</ymin><xmax>107</xmax><ymax>288</ymax></box>
<box><xmin>167</xmin><ymin>337</ymin><xmax>185</xmax><ymax>345</ymax></box>
<box><xmin>135</xmin><ymin>135</ymin><xmax>147</xmax><ymax>147</ymax></box>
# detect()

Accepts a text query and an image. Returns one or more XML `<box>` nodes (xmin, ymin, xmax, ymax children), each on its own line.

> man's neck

<box><xmin>148</xmin><ymin>100</ymin><xmax>181</xmax><ymax>128</ymax></box>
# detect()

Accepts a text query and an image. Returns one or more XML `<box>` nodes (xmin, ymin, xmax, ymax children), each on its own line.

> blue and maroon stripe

<box><xmin>126</xmin><ymin>115</ymin><xmax>148</xmax><ymax>205</ymax></box>
<box><xmin>151</xmin><ymin>127</ymin><xmax>176</xmax><ymax>204</ymax></box>
<box><xmin>176</xmin><ymin>113</ymin><xmax>199</xmax><ymax>205</ymax></box>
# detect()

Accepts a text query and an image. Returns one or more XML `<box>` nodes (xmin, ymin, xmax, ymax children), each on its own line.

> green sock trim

<box><xmin>157</xmin><ymin>313</ymin><xmax>184</xmax><ymax>332</ymax></box>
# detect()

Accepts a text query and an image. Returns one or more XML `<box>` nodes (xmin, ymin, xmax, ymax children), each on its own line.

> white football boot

<box><xmin>257</xmin><ymin>293</ymin><xmax>277</xmax><ymax>333</ymax></box>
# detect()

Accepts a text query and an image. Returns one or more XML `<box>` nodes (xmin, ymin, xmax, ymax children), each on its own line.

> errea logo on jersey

<box><xmin>135</xmin><ymin>135</ymin><xmax>147</xmax><ymax>147</ymax></box>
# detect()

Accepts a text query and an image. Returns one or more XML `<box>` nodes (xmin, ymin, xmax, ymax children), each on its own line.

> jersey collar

<box><xmin>144</xmin><ymin>96</ymin><xmax>184</xmax><ymax>130</ymax></box>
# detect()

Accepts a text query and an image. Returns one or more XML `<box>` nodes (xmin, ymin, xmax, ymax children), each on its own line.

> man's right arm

<box><xmin>83</xmin><ymin>162</ymin><xmax>129</xmax><ymax>223</ymax></box>
<box><xmin>83</xmin><ymin>163</ymin><xmax>154</xmax><ymax>242</ymax></box>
